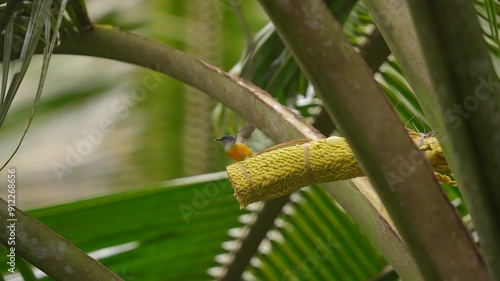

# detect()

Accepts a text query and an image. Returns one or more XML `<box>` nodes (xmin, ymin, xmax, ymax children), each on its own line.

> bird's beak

<box><xmin>214</xmin><ymin>138</ymin><xmax>222</xmax><ymax>142</ymax></box>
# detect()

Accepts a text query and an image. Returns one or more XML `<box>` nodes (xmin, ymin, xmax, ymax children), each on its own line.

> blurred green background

<box><xmin>0</xmin><ymin>0</ymin><xmax>268</xmax><ymax>209</ymax></box>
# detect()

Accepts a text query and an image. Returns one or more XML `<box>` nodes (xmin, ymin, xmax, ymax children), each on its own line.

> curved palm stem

<box><xmin>257</xmin><ymin>0</ymin><xmax>488</xmax><ymax>280</ymax></box>
<box><xmin>364</xmin><ymin>0</ymin><xmax>500</xmax><ymax>279</ymax></box>
<box><xmin>17</xmin><ymin>26</ymin><xmax>422</xmax><ymax>280</ymax></box>
<box><xmin>0</xmin><ymin>198</ymin><xmax>122</xmax><ymax>281</ymax></box>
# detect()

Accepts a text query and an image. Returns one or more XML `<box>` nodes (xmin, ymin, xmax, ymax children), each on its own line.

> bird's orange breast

<box><xmin>227</xmin><ymin>143</ymin><xmax>253</xmax><ymax>161</ymax></box>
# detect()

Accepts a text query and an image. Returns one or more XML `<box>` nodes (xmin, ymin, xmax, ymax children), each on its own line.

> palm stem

<box><xmin>0</xmin><ymin>198</ymin><xmax>122</xmax><ymax>281</ymax></box>
<box><xmin>49</xmin><ymin>26</ymin><xmax>421</xmax><ymax>280</ymax></box>
<box><xmin>257</xmin><ymin>0</ymin><xmax>489</xmax><ymax>280</ymax></box>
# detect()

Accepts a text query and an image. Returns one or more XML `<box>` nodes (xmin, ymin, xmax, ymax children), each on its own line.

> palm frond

<box><xmin>213</xmin><ymin>186</ymin><xmax>388</xmax><ymax>280</ymax></box>
<box><xmin>0</xmin><ymin>0</ymin><xmax>53</xmax><ymax>126</ymax></box>
<box><xmin>0</xmin><ymin>0</ymin><xmax>91</xmax><ymax>170</ymax></box>
<box><xmin>474</xmin><ymin>0</ymin><xmax>500</xmax><ymax>55</ymax></box>
<box><xmin>1</xmin><ymin>173</ymin><xmax>243</xmax><ymax>280</ymax></box>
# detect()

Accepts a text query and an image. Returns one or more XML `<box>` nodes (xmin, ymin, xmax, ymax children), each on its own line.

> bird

<box><xmin>215</xmin><ymin>123</ymin><xmax>256</xmax><ymax>161</ymax></box>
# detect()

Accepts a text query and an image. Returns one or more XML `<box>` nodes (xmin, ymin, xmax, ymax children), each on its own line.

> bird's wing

<box><xmin>236</xmin><ymin>123</ymin><xmax>256</xmax><ymax>144</ymax></box>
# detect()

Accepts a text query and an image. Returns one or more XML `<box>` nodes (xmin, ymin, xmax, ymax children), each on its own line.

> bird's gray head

<box><xmin>214</xmin><ymin>136</ymin><xmax>236</xmax><ymax>151</ymax></box>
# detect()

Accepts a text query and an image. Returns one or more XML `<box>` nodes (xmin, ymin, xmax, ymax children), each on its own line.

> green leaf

<box><xmin>1</xmin><ymin>172</ymin><xmax>245</xmax><ymax>280</ymax></box>
<box><xmin>244</xmin><ymin>187</ymin><xmax>387</xmax><ymax>280</ymax></box>
<box><xmin>0</xmin><ymin>0</ymin><xmax>54</xmax><ymax>126</ymax></box>
<box><xmin>0</xmin><ymin>0</ymin><xmax>68</xmax><ymax>171</ymax></box>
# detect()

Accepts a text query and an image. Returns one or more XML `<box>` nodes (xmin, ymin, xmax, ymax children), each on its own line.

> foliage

<box><xmin>0</xmin><ymin>0</ymin><xmax>499</xmax><ymax>280</ymax></box>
